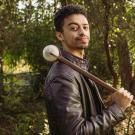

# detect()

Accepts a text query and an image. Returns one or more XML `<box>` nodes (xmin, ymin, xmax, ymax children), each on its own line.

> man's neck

<box><xmin>62</xmin><ymin>47</ymin><xmax>84</xmax><ymax>59</ymax></box>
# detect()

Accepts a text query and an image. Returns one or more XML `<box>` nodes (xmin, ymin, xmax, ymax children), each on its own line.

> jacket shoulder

<box><xmin>45</xmin><ymin>61</ymin><xmax>79</xmax><ymax>84</ymax></box>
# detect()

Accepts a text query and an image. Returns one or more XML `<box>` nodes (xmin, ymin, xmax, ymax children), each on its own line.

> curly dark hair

<box><xmin>54</xmin><ymin>4</ymin><xmax>88</xmax><ymax>32</ymax></box>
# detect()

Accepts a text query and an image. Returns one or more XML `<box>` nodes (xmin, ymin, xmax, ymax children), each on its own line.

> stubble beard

<box><xmin>66</xmin><ymin>44</ymin><xmax>88</xmax><ymax>51</ymax></box>
<box><xmin>62</xmin><ymin>38</ymin><xmax>89</xmax><ymax>51</ymax></box>
<box><xmin>76</xmin><ymin>44</ymin><xmax>88</xmax><ymax>49</ymax></box>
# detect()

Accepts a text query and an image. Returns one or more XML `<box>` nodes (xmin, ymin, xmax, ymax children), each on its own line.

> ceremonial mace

<box><xmin>43</xmin><ymin>45</ymin><xmax>135</xmax><ymax>105</ymax></box>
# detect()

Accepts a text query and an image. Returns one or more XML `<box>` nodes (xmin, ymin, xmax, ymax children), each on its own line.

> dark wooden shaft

<box><xmin>57</xmin><ymin>55</ymin><xmax>135</xmax><ymax>106</ymax></box>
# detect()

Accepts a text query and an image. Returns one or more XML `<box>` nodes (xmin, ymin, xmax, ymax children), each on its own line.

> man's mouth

<box><xmin>76</xmin><ymin>37</ymin><xmax>89</xmax><ymax>43</ymax></box>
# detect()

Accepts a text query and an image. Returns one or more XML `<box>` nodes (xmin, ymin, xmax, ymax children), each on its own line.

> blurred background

<box><xmin>0</xmin><ymin>0</ymin><xmax>135</xmax><ymax>134</ymax></box>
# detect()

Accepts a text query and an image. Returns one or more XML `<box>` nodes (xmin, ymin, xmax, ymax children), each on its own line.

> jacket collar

<box><xmin>60</xmin><ymin>49</ymin><xmax>89</xmax><ymax>71</ymax></box>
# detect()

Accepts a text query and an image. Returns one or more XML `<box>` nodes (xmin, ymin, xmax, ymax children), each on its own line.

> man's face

<box><xmin>56</xmin><ymin>14</ymin><xmax>90</xmax><ymax>51</ymax></box>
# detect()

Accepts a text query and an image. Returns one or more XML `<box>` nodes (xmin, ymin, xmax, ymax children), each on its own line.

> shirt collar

<box><xmin>60</xmin><ymin>50</ymin><xmax>89</xmax><ymax>71</ymax></box>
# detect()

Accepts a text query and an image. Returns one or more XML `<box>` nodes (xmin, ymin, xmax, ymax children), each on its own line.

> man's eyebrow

<box><xmin>68</xmin><ymin>23</ymin><xmax>89</xmax><ymax>26</ymax></box>
<box><xmin>68</xmin><ymin>23</ymin><xmax>78</xmax><ymax>26</ymax></box>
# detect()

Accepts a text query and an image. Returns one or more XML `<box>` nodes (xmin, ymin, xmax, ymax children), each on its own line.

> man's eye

<box><xmin>83</xmin><ymin>26</ymin><xmax>89</xmax><ymax>30</ymax></box>
<box><xmin>70</xmin><ymin>27</ymin><xmax>78</xmax><ymax>31</ymax></box>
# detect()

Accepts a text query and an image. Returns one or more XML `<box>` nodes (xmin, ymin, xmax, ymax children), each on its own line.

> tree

<box><xmin>109</xmin><ymin>1</ymin><xmax>135</xmax><ymax>91</ymax></box>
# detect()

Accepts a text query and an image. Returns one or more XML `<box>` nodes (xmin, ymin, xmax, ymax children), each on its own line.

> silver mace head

<box><xmin>43</xmin><ymin>45</ymin><xmax>60</xmax><ymax>61</ymax></box>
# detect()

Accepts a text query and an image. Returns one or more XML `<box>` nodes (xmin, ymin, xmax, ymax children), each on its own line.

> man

<box><xmin>44</xmin><ymin>4</ymin><xmax>133</xmax><ymax>135</ymax></box>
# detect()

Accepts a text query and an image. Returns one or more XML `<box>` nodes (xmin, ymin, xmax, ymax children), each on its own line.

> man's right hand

<box><xmin>110</xmin><ymin>88</ymin><xmax>133</xmax><ymax>111</ymax></box>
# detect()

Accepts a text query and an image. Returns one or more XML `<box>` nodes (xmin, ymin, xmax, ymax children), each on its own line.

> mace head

<box><xmin>43</xmin><ymin>45</ymin><xmax>59</xmax><ymax>62</ymax></box>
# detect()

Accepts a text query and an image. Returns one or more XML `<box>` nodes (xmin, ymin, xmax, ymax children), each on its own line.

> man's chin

<box><xmin>77</xmin><ymin>44</ymin><xmax>89</xmax><ymax>49</ymax></box>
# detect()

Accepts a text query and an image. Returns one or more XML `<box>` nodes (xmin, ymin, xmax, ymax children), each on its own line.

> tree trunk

<box><xmin>129</xmin><ymin>73</ymin><xmax>135</xmax><ymax>97</ymax></box>
<box><xmin>116</xmin><ymin>33</ymin><xmax>132</xmax><ymax>90</ymax></box>
<box><xmin>0</xmin><ymin>55</ymin><xmax>4</xmax><ymax>102</ymax></box>
<box><xmin>102</xmin><ymin>0</ymin><xmax>118</xmax><ymax>87</ymax></box>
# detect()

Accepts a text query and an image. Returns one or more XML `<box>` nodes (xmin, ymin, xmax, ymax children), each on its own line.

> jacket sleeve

<box><xmin>45</xmin><ymin>74</ymin><xmax>125</xmax><ymax>135</ymax></box>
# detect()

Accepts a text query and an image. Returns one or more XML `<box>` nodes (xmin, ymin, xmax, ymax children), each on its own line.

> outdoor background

<box><xmin>0</xmin><ymin>0</ymin><xmax>135</xmax><ymax>134</ymax></box>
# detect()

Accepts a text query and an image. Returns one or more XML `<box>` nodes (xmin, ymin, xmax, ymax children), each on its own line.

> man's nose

<box><xmin>78</xmin><ymin>27</ymin><xmax>85</xmax><ymax>36</ymax></box>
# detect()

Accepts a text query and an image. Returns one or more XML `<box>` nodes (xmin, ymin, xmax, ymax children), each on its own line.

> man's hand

<box><xmin>110</xmin><ymin>88</ymin><xmax>133</xmax><ymax>111</ymax></box>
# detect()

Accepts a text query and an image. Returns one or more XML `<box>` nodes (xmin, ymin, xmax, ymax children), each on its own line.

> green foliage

<box><xmin>1</xmin><ymin>0</ymin><xmax>134</xmax><ymax>81</ymax></box>
<box><xmin>1</xmin><ymin>0</ymin><xmax>57</xmax><ymax>72</ymax></box>
<box><xmin>1</xmin><ymin>0</ymin><xmax>135</xmax><ymax>134</ymax></box>
<box><xmin>0</xmin><ymin>73</ymin><xmax>50</xmax><ymax>135</ymax></box>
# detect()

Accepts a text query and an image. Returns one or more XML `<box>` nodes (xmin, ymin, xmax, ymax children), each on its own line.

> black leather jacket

<box><xmin>45</xmin><ymin>50</ymin><xmax>125</xmax><ymax>135</ymax></box>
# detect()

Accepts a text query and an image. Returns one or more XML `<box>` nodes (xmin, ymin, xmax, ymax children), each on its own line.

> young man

<box><xmin>45</xmin><ymin>4</ymin><xmax>133</xmax><ymax>135</ymax></box>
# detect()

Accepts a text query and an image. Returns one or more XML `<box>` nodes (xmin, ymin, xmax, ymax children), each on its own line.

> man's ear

<box><xmin>56</xmin><ymin>32</ymin><xmax>64</xmax><ymax>41</ymax></box>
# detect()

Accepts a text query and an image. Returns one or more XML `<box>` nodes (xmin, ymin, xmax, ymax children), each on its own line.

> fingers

<box><xmin>119</xmin><ymin>87</ymin><xmax>134</xmax><ymax>101</ymax></box>
<box><xmin>110</xmin><ymin>87</ymin><xmax>134</xmax><ymax>111</ymax></box>
<box><xmin>130</xmin><ymin>95</ymin><xmax>134</xmax><ymax>100</ymax></box>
